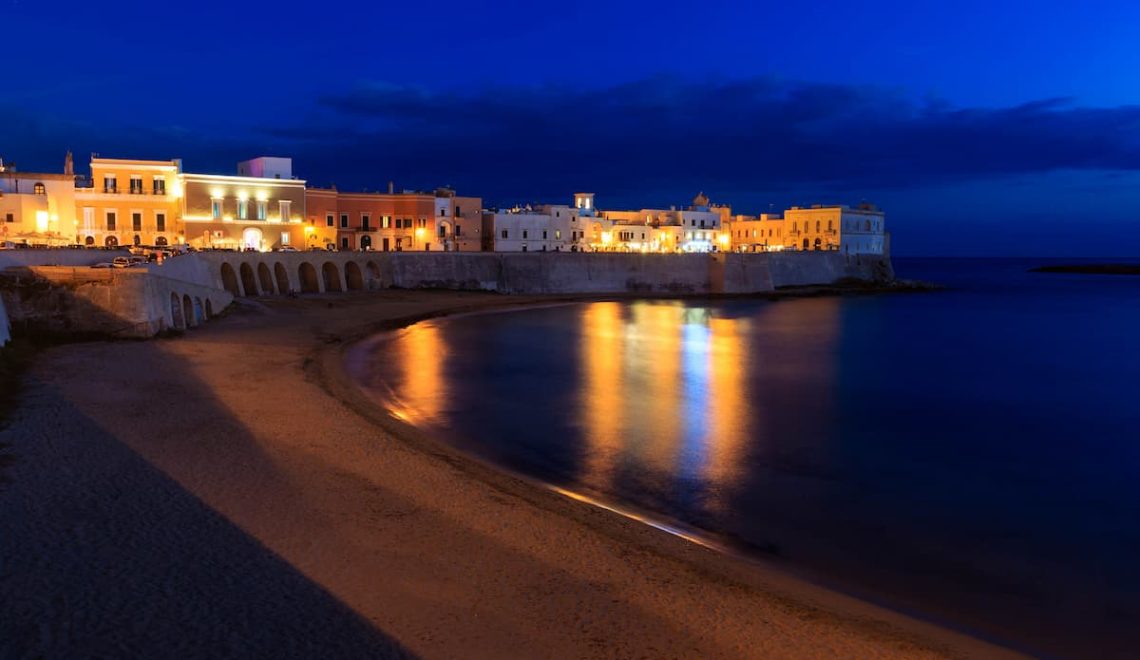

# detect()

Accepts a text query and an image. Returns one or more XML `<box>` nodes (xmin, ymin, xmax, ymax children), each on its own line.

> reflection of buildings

<box><xmin>577</xmin><ymin>301</ymin><xmax>751</xmax><ymax>506</ymax></box>
<box><xmin>390</xmin><ymin>322</ymin><xmax>448</xmax><ymax>426</ymax></box>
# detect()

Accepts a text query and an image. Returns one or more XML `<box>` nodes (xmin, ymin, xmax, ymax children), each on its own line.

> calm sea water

<box><xmin>348</xmin><ymin>258</ymin><xmax>1140</xmax><ymax>657</ymax></box>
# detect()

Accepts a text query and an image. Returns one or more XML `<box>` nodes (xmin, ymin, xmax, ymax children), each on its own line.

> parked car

<box><xmin>274</xmin><ymin>246</ymin><xmax>298</xmax><ymax>252</ymax></box>
<box><xmin>112</xmin><ymin>257</ymin><xmax>131</xmax><ymax>268</ymax></box>
<box><xmin>90</xmin><ymin>262</ymin><xmax>115</xmax><ymax>269</ymax></box>
<box><xmin>127</xmin><ymin>256</ymin><xmax>148</xmax><ymax>267</ymax></box>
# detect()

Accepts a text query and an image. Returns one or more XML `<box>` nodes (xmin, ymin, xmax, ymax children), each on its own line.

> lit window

<box><xmin>237</xmin><ymin>200</ymin><xmax>248</xmax><ymax>220</ymax></box>
<box><xmin>130</xmin><ymin>175</ymin><xmax>143</xmax><ymax>194</ymax></box>
<box><xmin>153</xmin><ymin>177</ymin><xmax>166</xmax><ymax>195</ymax></box>
<box><xmin>279</xmin><ymin>201</ymin><xmax>292</xmax><ymax>223</ymax></box>
<box><xmin>103</xmin><ymin>175</ymin><xmax>117</xmax><ymax>193</ymax></box>
<box><xmin>281</xmin><ymin>232</ymin><xmax>290</xmax><ymax>245</ymax></box>
<box><xmin>211</xmin><ymin>200</ymin><xmax>222</xmax><ymax>219</ymax></box>
<box><xmin>33</xmin><ymin>182</ymin><xmax>45</xmax><ymax>195</ymax></box>
<box><xmin>257</xmin><ymin>200</ymin><xmax>267</xmax><ymax>220</ymax></box>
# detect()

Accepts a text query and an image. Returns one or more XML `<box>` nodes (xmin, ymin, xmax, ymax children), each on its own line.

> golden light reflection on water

<box><xmin>578</xmin><ymin>301</ymin><xmax>752</xmax><ymax>505</ymax></box>
<box><xmin>388</xmin><ymin>321</ymin><xmax>448</xmax><ymax>426</ymax></box>
<box><xmin>580</xmin><ymin>302</ymin><xmax>626</xmax><ymax>491</ymax></box>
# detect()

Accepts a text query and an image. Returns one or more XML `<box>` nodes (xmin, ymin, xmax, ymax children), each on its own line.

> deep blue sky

<box><xmin>4</xmin><ymin>0</ymin><xmax>1140</xmax><ymax>255</ymax></box>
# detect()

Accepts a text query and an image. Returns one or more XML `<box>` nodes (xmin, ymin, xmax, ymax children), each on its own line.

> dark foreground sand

<box><xmin>0</xmin><ymin>291</ymin><xmax>1019</xmax><ymax>659</ymax></box>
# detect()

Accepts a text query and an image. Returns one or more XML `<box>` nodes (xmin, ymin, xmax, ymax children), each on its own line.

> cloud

<box><xmin>6</xmin><ymin>76</ymin><xmax>1140</xmax><ymax>211</ymax></box>
<box><xmin>263</xmin><ymin>76</ymin><xmax>1140</xmax><ymax>205</ymax></box>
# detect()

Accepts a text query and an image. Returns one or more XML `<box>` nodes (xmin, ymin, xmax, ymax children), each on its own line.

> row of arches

<box><xmin>219</xmin><ymin>259</ymin><xmax>379</xmax><ymax>297</ymax></box>
<box><xmin>169</xmin><ymin>292</ymin><xmax>214</xmax><ymax>330</ymax></box>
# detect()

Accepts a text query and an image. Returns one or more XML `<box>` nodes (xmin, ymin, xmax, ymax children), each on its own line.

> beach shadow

<box><xmin>0</xmin><ymin>368</ymin><xmax>415</xmax><ymax>659</ymax></box>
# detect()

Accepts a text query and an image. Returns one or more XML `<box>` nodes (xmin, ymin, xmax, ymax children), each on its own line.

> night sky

<box><xmin>5</xmin><ymin>0</ymin><xmax>1140</xmax><ymax>256</ymax></box>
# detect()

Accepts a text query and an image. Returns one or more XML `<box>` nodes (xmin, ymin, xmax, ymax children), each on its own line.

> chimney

<box><xmin>388</xmin><ymin>181</ymin><xmax>394</xmax><ymax>194</ymax></box>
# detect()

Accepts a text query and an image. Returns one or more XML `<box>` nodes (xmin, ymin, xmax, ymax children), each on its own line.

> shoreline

<box><xmin>0</xmin><ymin>288</ymin><xmax>1014</xmax><ymax>658</ymax></box>
<box><xmin>333</xmin><ymin>293</ymin><xmax>1027</xmax><ymax>657</ymax></box>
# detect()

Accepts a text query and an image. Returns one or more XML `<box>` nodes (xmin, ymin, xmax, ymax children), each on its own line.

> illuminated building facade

<box><xmin>783</xmin><ymin>203</ymin><xmax>886</xmax><ymax>254</ymax></box>
<box><xmin>598</xmin><ymin>192</ymin><xmax>729</xmax><ymax>252</ymax></box>
<box><xmin>480</xmin><ymin>201</ymin><xmax>591</xmax><ymax>252</ymax></box>
<box><xmin>0</xmin><ymin>159</ymin><xmax>77</xmax><ymax>246</ymax></box>
<box><xmin>306</xmin><ymin>185</ymin><xmax>482</xmax><ymax>252</ymax></box>
<box><xmin>74</xmin><ymin>157</ymin><xmax>181</xmax><ymax>248</ymax></box>
<box><xmin>724</xmin><ymin>213</ymin><xmax>786</xmax><ymax>252</ymax></box>
<box><xmin>180</xmin><ymin>157</ymin><xmax>307</xmax><ymax>251</ymax></box>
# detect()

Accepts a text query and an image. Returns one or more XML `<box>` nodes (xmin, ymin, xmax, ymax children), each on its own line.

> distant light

<box><xmin>35</xmin><ymin>210</ymin><xmax>49</xmax><ymax>232</ymax></box>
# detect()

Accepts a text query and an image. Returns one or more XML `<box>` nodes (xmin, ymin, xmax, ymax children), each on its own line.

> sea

<box><xmin>347</xmin><ymin>258</ymin><xmax>1140</xmax><ymax>658</ymax></box>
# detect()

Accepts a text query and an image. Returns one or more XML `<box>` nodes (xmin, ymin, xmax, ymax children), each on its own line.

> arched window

<box><xmin>33</xmin><ymin>182</ymin><xmax>46</xmax><ymax>195</ymax></box>
<box><xmin>815</xmin><ymin>220</ymin><xmax>821</xmax><ymax>232</ymax></box>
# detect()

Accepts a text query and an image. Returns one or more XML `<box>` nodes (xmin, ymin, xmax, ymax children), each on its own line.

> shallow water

<box><xmin>349</xmin><ymin>258</ymin><xmax>1140</xmax><ymax>657</ymax></box>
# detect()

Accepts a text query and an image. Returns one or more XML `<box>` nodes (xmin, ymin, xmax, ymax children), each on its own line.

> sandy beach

<box><xmin>0</xmin><ymin>290</ymin><xmax>1018</xmax><ymax>659</ymax></box>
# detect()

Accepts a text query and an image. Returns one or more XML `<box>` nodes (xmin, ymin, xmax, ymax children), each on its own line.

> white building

<box><xmin>481</xmin><ymin>194</ymin><xmax>595</xmax><ymax>252</ymax></box>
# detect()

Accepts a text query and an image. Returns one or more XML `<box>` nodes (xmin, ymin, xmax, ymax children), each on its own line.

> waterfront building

<box><xmin>783</xmin><ymin>203</ymin><xmax>886</xmax><ymax>253</ymax></box>
<box><xmin>598</xmin><ymin>192</ymin><xmax>729</xmax><ymax>252</ymax></box>
<box><xmin>73</xmin><ymin>157</ymin><xmax>182</xmax><ymax>248</ymax></box>
<box><xmin>480</xmin><ymin>199</ymin><xmax>591</xmax><ymax>252</ymax></box>
<box><xmin>305</xmin><ymin>184</ymin><xmax>481</xmax><ymax>252</ymax></box>
<box><xmin>725</xmin><ymin>213</ymin><xmax>786</xmax><ymax>252</ymax></box>
<box><xmin>0</xmin><ymin>156</ymin><xmax>77</xmax><ymax>246</ymax></box>
<box><xmin>180</xmin><ymin>157</ymin><xmax>307</xmax><ymax>251</ymax></box>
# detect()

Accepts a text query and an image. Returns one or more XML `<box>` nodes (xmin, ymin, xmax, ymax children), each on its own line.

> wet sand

<box><xmin>0</xmin><ymin>291</ymin><xmax>1018</xmax><ymax>658</ymax></box>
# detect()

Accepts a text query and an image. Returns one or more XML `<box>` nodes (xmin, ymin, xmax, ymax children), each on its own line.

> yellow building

<box><xmin>0</xmin><ymin>160</ymin><xmax>77</xmax><ymax>245</ymax></box>
<box><xmin>784</xmin><ymin>204</ymin><xmax>886</xmax><ymax>253</ymax></box>
<box><xmin>75</xmin><ymin>158</ymin><xmax>182</xmax><ymax>247</ymax></box>
<box><xmin>725</xmin><ymin>213</ymin><xmax>785</xmax><ymax>252</ymax></box>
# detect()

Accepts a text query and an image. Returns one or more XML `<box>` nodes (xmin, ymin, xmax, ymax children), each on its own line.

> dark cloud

<box><xmin>5</xmin><ymin>76</ymin><xmax>1140</xmax><ymax>212</ymax></box>
<box><xmin>264</xmin><ymin>76</ymin><xmax>1140</xmax><ymax>206</ymax></box>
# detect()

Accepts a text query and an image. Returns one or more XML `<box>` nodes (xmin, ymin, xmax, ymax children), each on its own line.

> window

<box><xmin>326</xmin><ymin>213</ymin><xmax>334</xmax><ymax>227</ymax></box>
<box><xmin>82</xmin><ymin>207</ymin><xmax>94</xmax><ymax>229</ymax></box>
<box><xmin>4</xmin><ymin>213</ymin><xmax>12</xmax><ymax>223</ymax></box>
<box><xmin>362</xmin><ymin>214</ymin><xmax>370</xmax><ymax>230</ymax></box>
<box><xmin>555</xmin><ymin>230</ymin><xmax>561</xmax><ymax>239</ymax></box>
<box><xmin>153</xmin><ymin>177</ymin><xmax>165</xmax><ymax>195</ymax></box>
<box><xmin>816</xmin><ymin>221</ymin><xmax>821</xmax><ymax>232</ymax></box>
<box><xmin>257</xmin><ymin>200</ymin><xmax>267</xmax><ymax>220</ymax></box>
<box><xmin>156</xmin><ymin>213</ymin><xmax>166</xmax><ymax>232</ymax></box>
<box><xmin>132</xmin><ymin>212</ymin><xmax>142</xmax><ymax>231</ymax></box>
<box><xmin>523</xmin><ymin>230</ymin><xmax>528</xmax><ymax>239</ymax></box>
<box><xmin>212</xmin><ymin>200</ymin><xmax>222</xmax><ymax>219</ymax></box>
<box><xmin>501</xmin><ymin>229</ymin><xmax>508</xmax><ymax>239</ymax></box>
<box><xmin>341</xmin><ymin>237</ymin><xmax>349</xmax><ymax>249</ymax></box>
<box><xmin>340</xmin><ymin>213</ymin><xmax>348</xmax><ymax>228</ymax></box>
<box><xmin>456</xmin><ymin>205</ymin><xmax>462</xmax><ymax>217</ymax></box>
<box><xmin>33</xmin><ymin>182</ymin><xmax>45</xmax><ymax>195</ymax></box>
<box><xmin>438</xmin><ymin>225</ymin><xmax>446</xmax><ymax>238</ymax></box>
<box><xmin>237</xmin><ymin>200</ymin><xmax>248</xmax><ymax>220</ymax></box>
<box><xmin>440</xmin><ymin>208</ymin><xmax>446</xmax><ymax>216</ymax></box>
<box><xmin>281</xmin><ymin>232</ymin><xmax>290</xmax><ymax>245</ymax></box>
<box><xmin>130</xmin><ymin>175</ymin><xmax>143</xmax><ymax>194</ymax></box>
<box><xmin>382</xmin><ymin>215</ymin><xmax>391</xmax><ymax>229</ymax></box>
<box><xmin>700</xmin><ymin>220</ymin><xmax>705</xmax><ymax>228</ymax></box>
<box><xmin>279</xmin><ymin>201</ymin><xmax>291</xmax><ymax>223</ymax></box>
<box><xmin>106</xmin><ymin>211</ymin><xmax>117</xmax><ymax>230</ymax></box>
<box><xmin>103</xmin><ymin>175</ymin><xmax>117</xmax><ymax>193</ymax></box>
